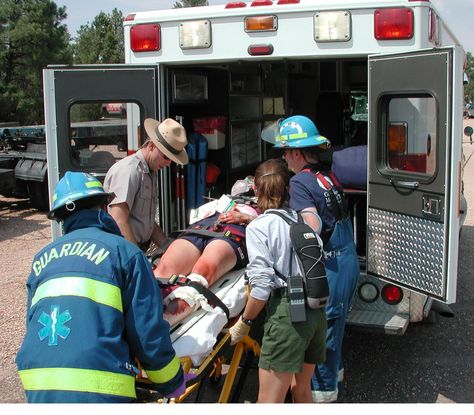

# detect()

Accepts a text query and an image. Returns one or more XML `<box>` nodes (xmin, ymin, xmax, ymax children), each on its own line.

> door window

<box><xmin>69</xmin><ymin>102</ymin><xmax>139</xmax><ymax>170</ymax></box>
<box><xmin>385</xmin><ymin>95</ymin><xmax>437</xmax><ymax>176</ymax></box>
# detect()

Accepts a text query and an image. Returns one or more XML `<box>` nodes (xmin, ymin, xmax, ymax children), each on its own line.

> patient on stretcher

<box><xmin>154</xmin><ymin>187</ymin><xmax>259</xmax><ymax>326</ymax></box>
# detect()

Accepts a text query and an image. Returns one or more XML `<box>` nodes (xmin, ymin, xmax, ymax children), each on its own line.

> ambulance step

<box><xmin>347</xmin><ymin>310</ymin><xmax>409</xmax><ymax>335</ymax></box>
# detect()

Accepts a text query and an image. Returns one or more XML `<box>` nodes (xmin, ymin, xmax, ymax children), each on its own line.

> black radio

<box><xmin>287</xmin><ymin>275</ymin><xmax>306</xmax><ymax>323</ymax></box>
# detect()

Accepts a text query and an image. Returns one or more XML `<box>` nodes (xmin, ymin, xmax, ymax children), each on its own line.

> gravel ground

<box><xmin>0</xmin><ymin>197</ymin><xmax>50</xmax><ymax>403</ymax></box>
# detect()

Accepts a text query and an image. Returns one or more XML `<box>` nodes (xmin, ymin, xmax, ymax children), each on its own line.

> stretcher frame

<box><xmin>135</xmin><ymin>281</ymin><xmax>261</xmax><ymax>403</ymax></box>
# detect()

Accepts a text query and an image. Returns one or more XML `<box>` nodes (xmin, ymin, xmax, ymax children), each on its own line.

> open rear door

<box><xmin>43</xmin><ymin>65</ymin><xmax>158</xmax><ymax>239</ymax></box>
<box><xmin>367</xmin><ymin>48</ymin><xmax>462</xmax><ymax>304</ymax></box>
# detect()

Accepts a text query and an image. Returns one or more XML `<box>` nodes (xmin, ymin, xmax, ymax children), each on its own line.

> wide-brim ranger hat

<box><xmin>144</xmin><ymin>118</ymin><xmax>189</xmax><ymax>165</ymax></box>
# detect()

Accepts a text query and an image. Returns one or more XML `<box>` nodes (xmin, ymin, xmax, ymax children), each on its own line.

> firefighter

<box><xmin>16</xmin><ymin>172</ymin><xmax>185</xmax><ymax>403</ymax></box>
<box><xmin>104</xmin><ymin>118</ymin><xmax>188</xmax><ymax>252</ymax></box>
<box><xmin>269</xmin><ymin>115</ymin><xmax>360</xmax><ymax>403</ymax></box>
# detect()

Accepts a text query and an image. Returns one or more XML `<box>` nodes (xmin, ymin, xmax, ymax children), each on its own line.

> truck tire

<box><xmin>27</xmin><ymin>179</ymin><xmax>49</xmax><ymax>211</ymax></box>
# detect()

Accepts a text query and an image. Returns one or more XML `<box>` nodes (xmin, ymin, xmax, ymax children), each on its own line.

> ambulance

<box><xmin>43</xmin><ymin>0</ymin><xmax>467</xmax><ymax>334</ymax></box>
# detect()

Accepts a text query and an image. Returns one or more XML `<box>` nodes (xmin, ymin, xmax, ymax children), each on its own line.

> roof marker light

<box><xmin>225</xmin><ymin>1</ymin><xmax>247</xmax><ymax>8</ymax></box>
<box><xmin>179</xmin><ymin>20</ymin><xmax>212</xmax><ymax>49</ymax></box>
<box><xmin>248</xmin><ymin>44</ymin><xmax>274</xmax><ymax>55</ymax></box>
<box><xmin>251</xmin><ymin>0</ymin><xmax>273</xmax><ymax>6</ymax></box>
<box><xmin>314</xmin><ymin>11</ymin><xmax>351</xmax><ymax>42</ymax></box>
<box><xmin>245</xmin><ymin>15</ymin><xmax>277</xmax><ymax>32</ymax></box>
<box><xmin>277</xmin><ymin>0</ymin><xmax>300</xmax><ymax>4</ymax></box>
<box><xmin>374</xmin><ymin>8</ymin><xmax>414</xmax><ymax>40</ymax></box>
<box><xmin>124</xmin><ymin>14</ymin><xmax>136</xmax><ymax>21</ymax></box>
<box><xmin>130</xmin><ymin>24</ymin><xmax>160</xmax><ymax>52</ymax></box>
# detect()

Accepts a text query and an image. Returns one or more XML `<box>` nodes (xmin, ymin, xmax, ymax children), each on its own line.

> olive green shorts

<box><xmin>259</xmin><ymin>293</ymin><xmax>327</xmax><ymax>373</ymax></box>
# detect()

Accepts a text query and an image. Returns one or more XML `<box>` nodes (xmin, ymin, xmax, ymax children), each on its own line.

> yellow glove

<box><xmin>229</xmin><ymin>317</ymin><xmax>251</xmax><ymax>345</ymax></box>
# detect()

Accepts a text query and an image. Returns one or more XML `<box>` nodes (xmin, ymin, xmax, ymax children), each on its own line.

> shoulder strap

<box><xmin>266</xmin><ymin>210</ymin><xmax>297</xmax><ymax>282</ymax></box>
<box><xmin>266</xmin><ymin>209</ymin><xmax>296</xmax><ymax>225</ymax></box>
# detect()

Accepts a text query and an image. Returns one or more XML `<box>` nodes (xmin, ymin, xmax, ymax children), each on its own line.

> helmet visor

<box><xmin>261</xmin><ymin>119</ymin><xmax>284</xmax><ymax>145</ymax></box>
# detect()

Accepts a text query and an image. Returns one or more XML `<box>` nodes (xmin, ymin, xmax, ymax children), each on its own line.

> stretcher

<box><xmin>135</xmin><ymin>269</ymin><xmax>261</xmax><ymax>403</ymax></box>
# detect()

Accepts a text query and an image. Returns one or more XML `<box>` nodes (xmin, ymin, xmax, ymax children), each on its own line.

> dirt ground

<box><xmin>0</xmin><ymin>197</ymin><xmax>50</xmax><ymax>403</ymax></box>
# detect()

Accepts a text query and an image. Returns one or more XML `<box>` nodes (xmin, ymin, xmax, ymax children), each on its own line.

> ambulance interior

<box><xmin>165</xmin><ymin>59</ymin><xmax>370</xmax><ymax>260</ymax></box>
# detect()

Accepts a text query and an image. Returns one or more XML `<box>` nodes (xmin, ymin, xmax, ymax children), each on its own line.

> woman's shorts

<box><xmin>180</xmin><ymin>234</ymin><xmax>247</xmax><ymax>269</ymax></box>
<box><xmin>259</xmin><ymin>292</ymin><xmax>327</xmax><ymax>373</ymax></box>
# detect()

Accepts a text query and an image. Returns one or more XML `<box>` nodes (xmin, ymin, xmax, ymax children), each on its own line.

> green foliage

<box><xmin>0</xmin><ymin>0</ymin><xmax>72</xmax><ymax>124</ymax></box>
<box><xmin>71</xmin><ymin>9</ymin><xmax>124</xmax><ymax>64</ymax></box>
<box><xmin>465</xmin><ymin>52</ymin><xmax>474</xmax><ymax>104</ymax></box>
<box><xmin>173</xmin><ymin>0</ymin><xmax>209</xmax><ymax>8</ymax></box>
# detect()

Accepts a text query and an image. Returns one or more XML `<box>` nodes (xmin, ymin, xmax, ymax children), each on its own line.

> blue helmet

<box><xmin>47</xmin><ymin>171</ymin><xmax>112</xmax><ymax>221</ymax></box>
<box><xmin>274</xmin><ymin>115</ymin><xmax>330</xmax><ymax>149</ymax></box>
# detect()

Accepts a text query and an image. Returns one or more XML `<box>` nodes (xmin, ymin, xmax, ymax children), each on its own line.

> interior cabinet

<box><xmin>228</xmin><ymin>64</ymin><xmax>288</xmax><ymax>171</ymax></box>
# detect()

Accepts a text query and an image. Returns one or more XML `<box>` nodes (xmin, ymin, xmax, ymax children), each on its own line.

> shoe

<box><xmin>312</xmin><ymin>389</ymin><xmax>338</xmax><ymax>403</ymax></box>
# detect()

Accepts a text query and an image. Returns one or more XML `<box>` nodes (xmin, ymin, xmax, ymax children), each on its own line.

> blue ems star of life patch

<box><xmin>38</xmin><ymin>305</ymin><xmax>72</xmax><ymax>346</ymax></box>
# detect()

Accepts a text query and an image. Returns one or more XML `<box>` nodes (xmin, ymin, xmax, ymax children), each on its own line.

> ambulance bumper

<box><xmin>346</xmin><ymin>310</ymin><xmax>409</xmax><ymax>335</ymax></box>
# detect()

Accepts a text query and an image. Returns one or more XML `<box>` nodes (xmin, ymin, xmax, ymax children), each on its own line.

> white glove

<box><xmin>229</xmin><ymin>317</ymin><xmax>251</xmax><ymax>345</ymax></box>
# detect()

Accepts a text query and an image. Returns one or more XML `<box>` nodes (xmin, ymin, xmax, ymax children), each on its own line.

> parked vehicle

<box><xmin>43</xmin><ymin>0</ymin><xmax>466</xmax><ymax>334</ymax></box>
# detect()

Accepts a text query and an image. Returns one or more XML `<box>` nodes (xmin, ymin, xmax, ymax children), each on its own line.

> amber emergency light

<box><xmin>245</xmin><ymin>16</ymin><xmax>277</xmax><ymax>32</ymax></box>
<box><xmin>388</xmin><ymin>123</ymin><xmax>407</xmax><ymax>154</ymax></box>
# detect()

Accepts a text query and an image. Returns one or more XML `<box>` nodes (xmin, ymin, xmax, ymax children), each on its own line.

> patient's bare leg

<box><xmin>155</xmin><ymin>238</ymin><xmax>201</xmax><ymax>278</ymax></box>
<box><xmin>163</xmin><ymin>239</ymin><xmax>238</xmax><ymax>326</ymax></box>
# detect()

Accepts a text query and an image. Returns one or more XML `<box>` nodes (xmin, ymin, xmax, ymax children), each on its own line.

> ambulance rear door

<box><xmin>43</xmin><ymin>65</ymin><xmax>159</xmax><ymax>240</ymax></box>
<box><xmin>367</xmin><ymin>47</ymin><xmax>463</xmax><ymax>303</ymax></box>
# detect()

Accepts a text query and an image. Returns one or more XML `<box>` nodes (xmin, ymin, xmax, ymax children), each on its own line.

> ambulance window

<box><xmin>386</xmin><ymin>95</ymin><xmax>436</xmax><ymax>176</ymax></box>
<box><xmin>68</xmin><ymin>102</ymin><xmax>139</xmax><ymax>170</ymax></box>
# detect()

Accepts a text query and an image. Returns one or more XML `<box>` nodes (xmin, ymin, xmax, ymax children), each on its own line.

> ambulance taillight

<box><xmin>381</xmin><ymin>285</ymin><xmax>403</xmax><ymax>305</ymax></box>
<box><xmin>374</xmin><ymin>8</ymin><xmax>414</xmax><ymax>40</ymax></box>
<box><xmin>130</xmin><ymin>24</ymin><xmax>161</xmax><ymax>52</ymax></box>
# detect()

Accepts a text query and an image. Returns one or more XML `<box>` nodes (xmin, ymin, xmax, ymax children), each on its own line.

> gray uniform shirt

<box><xmin>103</xmin><ymin>150</ymin><xmax>158</xmax><ymax>244</ymax></box>
<box><xmin>245</xmin><ymin>208</ymin><xmax>303</xmax><ymax>301</ymax></box>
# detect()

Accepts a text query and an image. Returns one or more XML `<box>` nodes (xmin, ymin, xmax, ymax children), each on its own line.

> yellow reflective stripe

<box><xmin>145</xmin><ymin>355</ymin><xmax>181</xmax><ymax>384</ymax></box>
<box><xmin>52</xmin><ymin>193</ymin><xmax>57</xmax><ymax>202</ymax></box>
<box><xmin>31</xmin><ymin>277</ymin><xmax>123</xmax><ymax>312</ymax></box>
<box><xmin>279</xmin><ymin>132</ymin><xmax>308</xmax><ymax>140</ymax></box>
<box><xmin>85</xmin><ymin>180</ymin><xmax>103</xmax><ymax>188</ymax></box>
<box><xmin>18</xmin><ymin>368</ymin><xmax>136</xmax><ymax>398</ymax></box>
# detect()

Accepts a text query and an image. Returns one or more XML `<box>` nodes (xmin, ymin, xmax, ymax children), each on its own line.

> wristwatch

<box><xmin>241</xmin><ymin>315</ymin><xmax>254</xmax><ymax>326</ymax></box>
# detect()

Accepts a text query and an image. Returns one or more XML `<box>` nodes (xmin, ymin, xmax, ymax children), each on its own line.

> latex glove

<box><xmin>164</xmin><ymin>373</ymin><xmax>196</xmax><ymax>399</ymax></box>
<box><xmin>229</xmin><ymin>317</ymin><xmax>251</xmax><ymax>345</ymax></box>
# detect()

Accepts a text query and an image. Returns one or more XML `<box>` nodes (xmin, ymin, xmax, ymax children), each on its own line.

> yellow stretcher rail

<box><xmin>135</xmin><ymin>332</ymin><xmax>260</xmax><ymax>403</ymax></box>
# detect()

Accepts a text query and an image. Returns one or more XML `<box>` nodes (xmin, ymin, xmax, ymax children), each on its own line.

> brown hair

<box><xmin>255</xmin><ymin>158</ymin><xmax>291</xmax><ymax>212</ymax></box>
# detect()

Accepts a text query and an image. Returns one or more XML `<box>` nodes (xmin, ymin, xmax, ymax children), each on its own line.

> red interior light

<box><xmin>130</xmin><ymin>24</ymin><xmax>160</xmax><ymax>52</ymax></box>
<box><xmin>381</xmin><ymin>284</ymin><xmax>403</xmax><ymax>305</ymax></box>
<box><xmin>374</xmin><ymin>8</ymin><xmax>414</xmax><ymax>40</ymax></box>
<box><xmin>248</xmin><ymin>44</ymin><xmax>274</xmax><ymax>56</ymax></box>
<box><xmin>225</xmin><ymin>1</ymin><xmax>247</xmax><ymax>8</ymax></box>
<box><xmin>251</xmin><ymin>0</ymin><xmax>273</xmax><ymax>6</ymax></box>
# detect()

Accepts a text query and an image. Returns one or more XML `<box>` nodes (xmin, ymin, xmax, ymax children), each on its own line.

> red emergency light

<box><xmin>225</xmin><ymin>1</ymin><xmax>247</xmax><ymax>8</ymax></box>
<box><xmin>374</xmin><ymin>8</ymin><xmax>414</xmax><ymax>40</ymax></box>
<box><xmin>277</xmin><ymin>0</ymin><xmax>300</xmax><ymax>4</ymax></box>
<box><xmin>124</xmin><ymin>14</ymin><xmax>136</xmax><ymax>21</ymax></box>
<box><xmin>130</xmin><ymin>24</ymin><xmax>161</xmax><ymax>52</ymax></box>
<box><xmin>251</xmin><ymin>0</ymin><xmax>273</xmax><ymax>6</ymax></box>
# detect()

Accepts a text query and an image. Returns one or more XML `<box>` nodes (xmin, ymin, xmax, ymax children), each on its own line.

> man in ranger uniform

<box><xmin>16</xmin><ymin>172</ymin><xmax>185</xmax><ymax>403</ymax></box>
